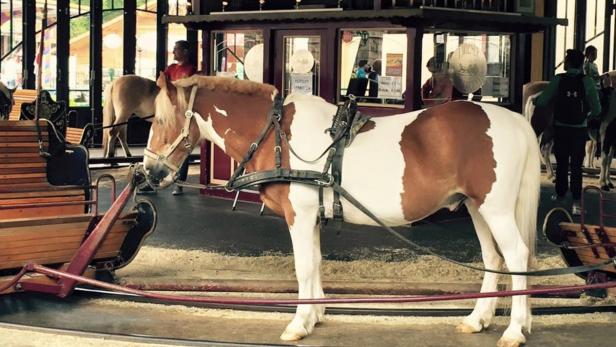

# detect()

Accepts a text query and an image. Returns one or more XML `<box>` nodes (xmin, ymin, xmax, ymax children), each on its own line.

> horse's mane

<box><xmin>173</xmin><ymin>75</ymin><xmax>277</xmax><ymax>98</ymax></box>
<box><xmin>156</xmin><ymin>76</ymin><xmax>277</xmax><ymax>128</ymax></box>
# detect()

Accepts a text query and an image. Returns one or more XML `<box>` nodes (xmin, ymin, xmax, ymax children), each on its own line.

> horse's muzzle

<box><xmin>143</xmin><ymin>161</ymin><xmax>174</xmax><ymax>188</ymax></box>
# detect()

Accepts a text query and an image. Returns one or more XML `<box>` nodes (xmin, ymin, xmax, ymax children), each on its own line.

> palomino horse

<box><xmin>0</xmin><ymin>81</ymin><xmax>16</xmax><ymax>119</ymax></box>
<box><xmin>144</xmin><ymin>73</ymin><xmax>541</xmax><ymax>347</ymax></box>
<box><xmin>103</xmin><ymin>75</ymin><xmax>159</xmax><ymax>158</ymax></box>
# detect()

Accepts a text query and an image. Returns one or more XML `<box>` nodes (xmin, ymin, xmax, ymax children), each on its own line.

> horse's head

<box><xmin>0</xmin><ymin>82</ymin><xmax>16</xmax><ymax>119</ymax></box>
<box><xmin>143</xmin><ymin>72</ymin><xmax>201</xmax><ymax>188</ymax></box>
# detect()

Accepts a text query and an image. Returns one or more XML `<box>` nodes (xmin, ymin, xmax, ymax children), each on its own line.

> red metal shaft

<box><xmin>57</xmin><ymin>182</ymin><xmax>134</xmax><ymax>298</ymax></box>
<box><xmin>31</xmin><ymin>264</ymin><xmax>616</xmax><ymax>305</ymax></box>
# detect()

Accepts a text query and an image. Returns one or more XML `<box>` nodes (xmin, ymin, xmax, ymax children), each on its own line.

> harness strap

<box><xmin>143</xmin><ymin>86</ymin><xmax>199</xmax><ymax>173</ymax></box>
<box><xmin>226</xmin><ymin>94</ymin><xmax>283</xmax><ymax>190</ymax></box>
<box><xmin>330</xmin><ymin>182</ymin><xmax>616</xmax><ymax>277</ymax></box>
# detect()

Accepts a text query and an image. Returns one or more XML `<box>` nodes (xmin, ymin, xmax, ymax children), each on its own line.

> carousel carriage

<box><xmin>543</xmin><ymin>186</ymin><xmax>616</xmax><ymax>294</ymax></box>
<box><xmin>0</xmin><ymin>93</ymin><xmax>156</xmax><ymax>295</ymax></box>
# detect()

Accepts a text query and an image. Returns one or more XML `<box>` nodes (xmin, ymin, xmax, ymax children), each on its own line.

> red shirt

<box><xmin>164</xmin><ymin>63</ymin><xmax>196</xmax><ymax>81</ymax></box>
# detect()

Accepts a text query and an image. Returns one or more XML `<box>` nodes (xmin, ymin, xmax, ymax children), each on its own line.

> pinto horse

<box><xmin>144</xmin><ymin>73</ymin><xmax>541</xmax><ymax>347</ymax></box>
<box><xmin>102</xmin><ymin>75</ymin><xmax>159</xmax><ymax>158</ymax></box>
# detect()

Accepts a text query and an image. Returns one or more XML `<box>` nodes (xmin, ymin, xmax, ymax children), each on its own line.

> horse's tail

<box><xmin>515</xmin><ymin>119</ymin><xmax>541</xmax><ymax>330</ymax></box>
<box><xmin>102</xmin><ymin>82</ymin><xmax>115</xmax><ymax>158</ymax></box>
<box><xmin>523</xmin><ymin>92</ymin><xmax>540</xmax><ymax>122</ymax></box>
<box><xmin>516</xmin><ymin>120</ymin><xmax>540</xmax><ymax>265</ymax></box>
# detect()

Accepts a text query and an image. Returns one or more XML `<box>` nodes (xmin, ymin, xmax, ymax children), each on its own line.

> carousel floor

<box><xmin>93</xmin><ymin>167</ymin><xmax>612</xmax><ymax>261</ymax></box>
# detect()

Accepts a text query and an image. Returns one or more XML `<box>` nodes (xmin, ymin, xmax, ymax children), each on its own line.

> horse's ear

<box><xmin>157</xmin><ymin>71</ymin><xmax>178</xmax><ymax>105</ymax></box>
<box><xmin>156</xmin><ymin>72</ymin><xmax>168</xmax><ymax>89</ymax></box>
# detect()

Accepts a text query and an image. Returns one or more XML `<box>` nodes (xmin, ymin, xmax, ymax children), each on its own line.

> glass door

<box><xmin>274</xmin><ymin>30</ymin><xmax>326</xmax><ymax>100</ymax></box>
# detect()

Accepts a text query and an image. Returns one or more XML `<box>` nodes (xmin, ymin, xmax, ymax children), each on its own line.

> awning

<box><xmin>163</xmin><ymin>7</ymin><xmax>567</xmax><ymax>33</ymax></box>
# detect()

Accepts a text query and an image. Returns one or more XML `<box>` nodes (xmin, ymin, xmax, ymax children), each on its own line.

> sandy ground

<box><xmin>116</xmin><ymin>246</ymin><xmax>584</xmax><ymax>287</ymax></box>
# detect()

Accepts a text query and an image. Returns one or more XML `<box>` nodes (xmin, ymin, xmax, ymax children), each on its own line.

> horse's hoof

<box><xmin>316</xmin><ymin>305</ymin><xmax>325</xmax><ymax>323</ymax></box>
<box><xmin>602</xmin><ymin>185</ymin><xmax>611</xmax><ymax>191</ymax></box>
<box><xmin>496</xmin><ymin>336</ymin><xmax>525</xmax><ymax>347</ymax></box>
<box><xmin>455</xmin><ymin>322</ymin><xmax>483</xmax><ymax>334</ymax></box>
<box><xmin>280</xmin><ymin>326</ymin><xmax>308</xmax><ymax>341</ymax></box>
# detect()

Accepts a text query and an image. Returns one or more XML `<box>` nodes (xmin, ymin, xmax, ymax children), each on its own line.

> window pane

<box><xmin>1</xmin><ymin>1</ymin><xmax>23</xmax><ymax>56</ymax></box>
<box><xmin>339</xmin><ymin>29</ymin><xmax>406</xmax><ymax>106</ymax></box>
<box><xmin>555</xmin><ymin>0</ymin><xmax>576</xmax><ymax>73</ymax></box>
<box><xmin>167</xmin><ymin>23</ymin><xmax>186</xmax><ymax>65</ymax></box>
<box><xmin>36</xmin><ymin>0</ymin><xmax>58</xmax><ymax>31</ymax></box>
<box><xmin>284</xmin><ymin>36</ymin><xmax>320</xmax><ymax>98</ymax></box>
<box><xmin>420</xmin><ymin>32</ymin><xmax>511</xmax><ymax>106</ymax></box>
<box><xmin>1</xmin><ymin>45</ymin><xmax>23</xmax><ymax>88</ymax></box>
<box><xmin>103</xmin><ymin>0</ymin><xmax>123</xmax><ymax>10</ymax></box>
<box><xmin>137</xmin><ymin>0</ymin><xmax>157</xmax><ymax>11</ymax></box>
<box><xmin>585</xmin><ymin>0</ymin><xmax>604</xmax><ymax>73</ymax></box>
<box><xmin>136</xmin><ymin>10</ymin><xmax>157</xmax><ymax>80</ymax></box>
<box><xmin>168</xmin><ymin>0</ymin><xmax>188</xmax><ymax>15</ymax></box>
<box><xmin>36</xmin><ymin>25</ymin><xmax>58</xmax><ymax>99</ymax></box>
<box><xmin>70</xmin><ymin>14</ymin><xmax>90</xmax><ymax>106</ymax></box>
<box><xmin>212</xmin><ymin>31</ymin><xmax>264</xmax><ymax>81</ymax></box>
<box><xmin>102</xmin><ymin>9</ymin><xmax>124</xmax><ymax>102</ymax></box>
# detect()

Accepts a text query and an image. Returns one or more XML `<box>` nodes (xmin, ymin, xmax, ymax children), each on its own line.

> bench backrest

<box><xmin>8</xmin><ymin>89</ymin><xmax>38</xmax><ymax>121</ymax></box>
<box><xmin>0</xmin><ymin>120</ymin><xmax>86</xmax><ymax>219</ymax></box>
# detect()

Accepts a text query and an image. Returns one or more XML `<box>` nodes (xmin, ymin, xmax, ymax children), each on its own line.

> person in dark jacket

<box><xmin>534</xmin><ymin>49</ymin><xmax>602</xmax><ymax>215</ymax></box>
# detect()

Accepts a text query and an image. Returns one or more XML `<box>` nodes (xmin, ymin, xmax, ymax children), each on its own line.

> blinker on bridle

<box><xmin>144</xmin><ymin>85</ymin><xmax>199</xmax><ymax>175</ymax></box>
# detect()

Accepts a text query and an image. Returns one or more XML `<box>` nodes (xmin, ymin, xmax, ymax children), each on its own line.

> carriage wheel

<box><xmin>542</xmin><ymin>207</ymin><xmax>588</xmax><ymax>279</ymax></box>
<box><xmin>542</xmin><ymin>207</ymin><xmax>573</xmax><ymax>246</ymax></box>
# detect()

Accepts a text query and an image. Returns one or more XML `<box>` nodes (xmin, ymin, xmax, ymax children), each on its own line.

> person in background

<box><xmin>368</xmin><ymin>59</ymin><xmax>381</xmax><ymax>99</ymax></box>
<box><xmin>534</xmin><ymin>49</ymin><xmax>601</xmax><ymax>215</ymax></box>
<box><xmin>421</xmin><ymin>57</ymin><xmax>452</xmax><ymax>107</ymax></box>
<box><xmin>583</xmin><ymin>45</ymin><xmax>601</xmax><ymax>90</ymax></box>
<box><xmin>167</xmin><ymin>40</ymin><xmax>196</xmax><ymax>195</ymax></box>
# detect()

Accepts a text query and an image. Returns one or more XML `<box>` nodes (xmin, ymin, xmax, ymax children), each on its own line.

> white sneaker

<box><xmin>172</xmin><ymin>186</ymin><xmax>183</xmax><ymax>196</ymax></box>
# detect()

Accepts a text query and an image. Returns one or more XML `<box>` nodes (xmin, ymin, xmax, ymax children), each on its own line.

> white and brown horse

<box><xmin>103</xmin><ymin>75</ymin><xmax>159</xmax><ymax>158</ymax></box>
<box><xmin>144</xmin><ymin>74</ymin><xmax>541</xmax><ymax>347</ymax></box>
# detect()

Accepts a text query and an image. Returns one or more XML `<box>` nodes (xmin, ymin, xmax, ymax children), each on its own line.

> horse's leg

<box><xmin>118</xmin><ymin>125</ymin><xmax>132</xmax><ymax>157</ymax></box>
<box><xmin>280</xmin><ymin>205</ymin><xmax>324</xmax><ymax>341</ymax></box>
<box><xmin>586</xmin><ymin>140</ymin><xmax>596</xmax><ymax>168</ymax></box>
<box><xmin>481</xmin><ymin>211</ymin><xmax>530</xmax><ymax>347</ymax></box>
<box><xmin>541</xmin><ymin>142</ymin><xmax>554</xmax><ymax>179</ymax></box>
<box><xmin>607</xmin><ymin>147</ymin><xmax>614</xmax><ymax>189</ymax></box>
<box><xmin>600</xmin><ymin>146</ymin><xmax>610</xmax><ymax>190</ymax></box>
<box><xmin>456</xmin><ymin>203</ymin><xmax>503</xmax><ymax>334</ymax></box>
<box><xmin>106</xmin><ymin>130</ymin><xmax>117</xmax><ymax>159</ymax></box>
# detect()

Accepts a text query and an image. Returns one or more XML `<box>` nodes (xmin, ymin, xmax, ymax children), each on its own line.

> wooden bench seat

<box><xmin>0</xmin><ymin>120</ymin><xmax>87</xmax><ymax>219</ymax></box>
<box><xmin>560</xmin><ymin>222</ymin><xmax>616</xmax><ymax>274</ymax></box>
<box><xmin>0</xmin><ymin>212</ymin><xmax>138</xmax><ymax>294</ymax></box>
<box><xmin>8</xmin><ymin>89</ymin><xmax>38</xmax><ymax>121</ymax></box>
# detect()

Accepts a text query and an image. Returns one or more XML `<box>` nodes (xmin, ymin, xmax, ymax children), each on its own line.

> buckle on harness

<box><xmin>333</xmin><ymin>202</ymin><xmax>343</xmax><ymax>217</ymax></box>
<box><xmin>185</xmin><ymin>110</ymin><xmax>194</xmax><ymax>118</ymax></box>
<box><xmin>316</xmin><ymin>175</ymin><xmax>334</xmax><ymax>186</ymax></box>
